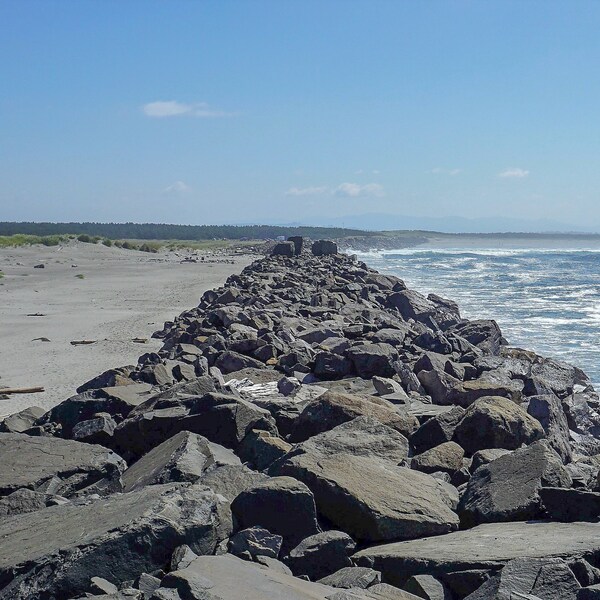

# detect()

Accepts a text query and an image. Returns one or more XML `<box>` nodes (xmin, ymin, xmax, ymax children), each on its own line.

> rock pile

<box><xmin>2</xmin><ymin>239</ymin><xmax>600</xmax><ymax>599</ymax></box>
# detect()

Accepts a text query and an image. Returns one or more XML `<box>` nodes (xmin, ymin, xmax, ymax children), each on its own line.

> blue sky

<box><xmin>1</xmin><ymin>1</ymin><xmax>600</xmax><ymax>229</ymax></box>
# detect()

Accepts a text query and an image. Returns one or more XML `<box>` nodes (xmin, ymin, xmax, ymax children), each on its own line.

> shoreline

<box><xmin>0</xmin><ymin>242</ymin><xmax>252</xmax><ymax>415</ymax></box>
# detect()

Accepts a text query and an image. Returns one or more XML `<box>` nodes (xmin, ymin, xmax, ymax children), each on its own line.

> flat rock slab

<box><xmin>0</xmin><ymin>484</ymin><xmax>231</xmax><ymax>599</ymax></box>
<box><xmin>354</xmin><ymin>521</ymin><xmax>600</xmax><ymax>587</ymax></box>
<box><xmin>0</xmin><ymin>433</ymin><xmax>125</xmax><ymax>497</ymax></box>
<box><xmin>158</xmin><ymin>553</ymin><xmax>337</xmax><ymax>599</ymax></box>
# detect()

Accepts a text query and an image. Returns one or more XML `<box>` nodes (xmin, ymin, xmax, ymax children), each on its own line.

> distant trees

<box><xmin>0</xmin><ymin>221</ymin><xmax>375</xmax><ymax>241</ymax></box>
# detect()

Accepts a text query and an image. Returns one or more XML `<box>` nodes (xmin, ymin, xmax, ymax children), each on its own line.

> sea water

<box><xmin>356</xmin><ymin>244</ymin><xmax>600</xmax><ymax>387</ymax></box>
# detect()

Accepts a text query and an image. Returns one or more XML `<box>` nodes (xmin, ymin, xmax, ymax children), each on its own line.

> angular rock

<box><xmin>272</xmin><ymin>241</ymin><xmax>296</xmax><ymax>257</ymax></box>
<box><xmin>237</xmin><ymin>429</ymin><xmax>292</xmax><ymax>470</ymax></box>
<box><xmin>318</xmin><ymin>566</ymin><xmax>381</xmax><ymax>589</ymax></box>
<box><xmin>0</xmin><ymin>433</ymin><xmax>125</xmax><ymax>498</ymax></box>
<box><xmin>527</xmin><ymin>394</ymin><xmax>573</xmax><ymax>463</ymax></box>
<box><xmin>312</xmin><ymin>240</ymin><xmax>338</xmax><ymax>256</ymax></box>
<box><xmin>346</xmin><ymin>343</ymin><xmax>397</xmax><ymax>379</ymax></box>
<box><xmin>270</xmin><ymin>444</ymin><xmax>459</xmax><ymax>542</ymax></box>
<box><xmin>458</xmin><ymin>441</ymin><xmax>572</xmax><ymax>526</ymax></box>
<box><xmin>158</xmin><ymin>553</ymin><xmax>338</xmax><ymax>599</ymax></box>
<box><xmin>410</xmin><ymin>406</ymin><xmax>465</xmax><ymax>454</ymax></box>
<box><xmin>354</xmin><ymin>521</ymin><xmax>600</xmax><ymax>588</ymax></box>
<box><xmin>72</xmin><ymin>413</ymin><xmax>117</xmax><ymax>446</ymax></box>
<box><xmin>539</xmin><ymin>487</ymin><xmax>600</xmax><ymax>522</ymax></box>
<box><xmin>231</xmin><ymin>476</ymin><xmax>320</xmax><ymax>549</ymax></box>
<box><xmin>0</xmin><ymin>484</ymin><xmax>231</xmax><ymax>599</ymax></box>
<box><xmin>199</xmin><ymin>464</ymin><xmax>267</xmax><ymax>502</ymax></box>
<box><xmin>228</xmin><ymin>526</ymin><xmax>283</xmax><ymax>560</ymax></box>
<box><xmin>0</xmin><ymin>406</ymin><xmax>45</xmax><ymax>433</ymax></box>
<box><xmin>286</xmin><ymin>531</ymin><xmax>356</xmax><ymax>580</ymax></box>
<box><xmin>453</xmin><ymin>396</ymin><xmax>545</xmax><ymax>455</ymax></box>
<box><xmin>470</xmin><ymin>448</ymin><xmax>512</xmax><ymax>472</ymax></box>
<box><xmin>411</xmin><ymin>442</ymin><xmax>464</xmax><ymax>475</ymax></box>
<box><xmin>0</xmin><ymin>489</ymin><xmax>47</xmax><ymax>517</ymax></box>
<box><xmin>404</xmin><ymin>574</ymin><xmax>452</xmax><ymax>600</ymax></box>
<box><xmin>121</xmin><ymin>431</ymin><xmax>215</xmax><ymax>493</ymax></box>
<box><xmin>290</xmin><ymin>391</ymin><xmax>418</xmax><ymax>442</ymax></box>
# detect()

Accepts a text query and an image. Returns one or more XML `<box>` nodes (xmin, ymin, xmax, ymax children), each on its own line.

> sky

<box><xmin>1</xmin><ymin>1</ymin><xmax>600</xmax><ymax>230</ymax></box>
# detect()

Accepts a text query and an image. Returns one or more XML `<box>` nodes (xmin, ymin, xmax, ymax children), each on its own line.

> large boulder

<box><xmin>410</xmin><ymin>406</ymin><xmax>465</xmax><ymax>454</ymax></box>
<box><xmin>527</xmin><ymin>394</ymin><xmax>572</xmax><ymax>463</ymax></box>
<box><xmin>449</xmin><ymin>320</ymin><xmax>506</xmax><ymax>355</ymax></box>
<box><xmin>157</xmin><ymin>553</ymin><xmax>339</xmax><ymax>599</ymax></box>
<box><xmin>290</xmin><ymin>391</ymin><xmax>418</xmax><ymax>442</ymax></box>
<box><xmin>286</xmin><ymin>531</ymin><xmax>357</xmax><ymax>580</ymax></box>
<box><xmin>0</xmin><ymin>484</ymin><xmax>231</xmax><ymax>599</ymax></box>
<box><xmin>0</xmin><ymin>406</ymin><xmax>45</xmax><ymax>433</ymax></box>
<box><xmin>346</xmin><ymin>343</ymin><xmax>397</xmax><ymax>378</ymax></box>
<box><xmin>231</xmin><ymin>476</ymin><xmax>321</xmax><ymax>550</ymax></box>
<box><xmin>270</xmin><ymin>437</ymin><xmax>459</xmax><ymax>542</ymax></box>
<box><xmin>458</xmin><ymin>441</ymin><xmax>572</xmax><ymax>526</ymax></box>
<box><xmin>453</xmin><ymin>396</ymin><xmax>545</xmax><ymax>455</ymax></box>
<box><xmin>354</xmin><ymin>521</ymin><xmax>600</xmax><ymax>589</ymax></box>
<box><xmin>113</xmin><ymin>392</ymin><xmax>277</xmax><ymax>460</ymax></box>
<box><xmin>411</xmin><ymin>442</ymin><xmax>464</xmax><ymax>475</ymax></box>
<box><xmin>312</xmin><ymin>240</ymin><xmax>338</xmax><ymax>256</ymax></box>
<box><xmin>0</xmin><ymin>433</ymin><xmax>125</xmax><ymax>498</ymax></box>
<box><xmin>121</xmin><ymin>431</ymin><xmax>215</xmax><ymax>492</ymax></box>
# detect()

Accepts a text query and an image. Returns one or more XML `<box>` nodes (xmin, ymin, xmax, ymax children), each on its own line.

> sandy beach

<box><xmin>0</xmin><ymin>242</ymin><xmax>252</xmax><ymax>417</ymax></box>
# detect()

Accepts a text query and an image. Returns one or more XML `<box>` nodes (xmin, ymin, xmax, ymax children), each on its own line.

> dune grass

<box><xmin>0</xmin><ymin>234</ymin><xmax>70</xmax><ymax>247</ymax></box>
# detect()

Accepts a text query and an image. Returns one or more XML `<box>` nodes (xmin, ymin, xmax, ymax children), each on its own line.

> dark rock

<box><xmin>540</xmin><ymin>487</ymin><xmax>600</xmax><ymax>522</ymax></box>
<box><xmin>290</xmin><ymin>390</ymin><xmax>418</xmax><ymax>442</ymax></box>
<box><xmin>134</xmin><ymin>572</ymin><xmax>161</xmax><ymax>596</ymax></box>
<box><xmin>453</xmin><ymin>396</ymin><xmax>545</xmax><ymax>455</ymax></box>
<box><xmin>121</xmin><ymin>431</ymin><xmax>215</xmax><ymax>492</ymax></box>
<box><xmin>0</xmin><ymin>488</ymin><xmax>47</xmax><ymax>517</ymax></box>
<box><xmin>228</xmin><ymin>526</ymin><xmax>283</xmax><ymax>560</ymax></box>
<box><xmin>312</xmin><ymin>240</ymin><xmax>338</xmax><ymax>256</ymax></box>
<box><xmin>449</xmin><ymin>320</ymin><xmax>506</xmax><ymax>355</ymax></box>
<box><xmin>0</xmin><ymin>406</ymin><xmax>45</xmax><ymax>433</ymax></box>
<box><xmin>199</xmin><ymin>464</ymin><xmax>267</xmax><ymax>502</ymax></box>
<box><xmin>76</xmin><ymin>366</ymin><xmax>135</xmax><ymax>393</ymax></box>
<box><xmin>286</xmin><ymin>531</ymin><xmax>356</xmax><ymax>580</ymax></box>
<box><xmin>231</xmin><ymin>476</ymin><xmax>320</xmax><ymax>549</ymax></box>
<box><xmin>411</xmin><ymin>442</ymin><xmax>464</xmax><ymax>475</ymax></box>
<box><xmin>0</xmin><ymin>433</ymin><xmax>125</xmax><ymax>498</ymax></box>
<box><xmin>404</xmin><ymin>574</ymin><xmax>452</xmax><ymax>600</ymax></box>
<box><xmin>410</xmin><ymin>406</ymin><xmax>465</xmax><ymax>454</ymax></box>
<box><xmin>287</xmin><ymin>236</ymin><xmax>304</xmax><ymax>255</ymax></box>
<box><xmin>237</xmin><ymin>429</ymin><xmax>292</xmax><ymax>471</ymax></box>
<box><xmin>215</xmin><ymin>351</ymin><xmax>265</xmax><ymax>374</ymax></box>
<box><xmin>346</xmin><ymin>343</ymin><xmax>397</xmax><ymax>378</ymax></box>
<box><xmin>0</xmin><ymin>484</ymin><xmax>231</xmax><ymax>599</ymax></box>
<box><xmin>72</xmin><ymin>413</ymin><xmax>117</xmax><ymax>446</ymax></box>
<box><xmin>170</xmin><ymin>544</ymin><xmax>199</xmax><ymax>571</ymax></box>
<box><xmin>272</xmin><ymin>241</ymin><xmax>296</xmax><ymax>257</ymax></box>
<box><xmin>470</xmin><ymin>448</ymin><xmax>512</xmax><ymax>472</ymax></box>
<box><xmin>580</xmin><ymin>584</ymin><xmax>600</xmax><ymax>599</ymax></box>
<box><xmin>318</xmin><ymin>566</ymin><xmax>381</xmax><ymax>589</ymax></box>
<box><xmin>527</xmin><ymin>394</ymin><xmax>572</xmax><ymax>463</ymax></box>
<box><xmin>458</xmin><ymin>441</ymin><xmax>572</xmax><ymax>526</ymax></box>
<box><xmin>354</xmin><ymin>521</ymin><xmax>600</xmax><ymax>589</ymax></box>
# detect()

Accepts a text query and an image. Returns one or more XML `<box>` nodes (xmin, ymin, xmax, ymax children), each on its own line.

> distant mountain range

<box><xmin>270</xmin><ymin>213</ymin><xmax>596</xmax><ymax>234</ymax></box>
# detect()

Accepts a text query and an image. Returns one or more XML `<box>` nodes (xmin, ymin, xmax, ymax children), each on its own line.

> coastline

<box><xmin>0</xmin><ymin>242</ymin><xmax>252</xmax><ymax>415</ymax></box>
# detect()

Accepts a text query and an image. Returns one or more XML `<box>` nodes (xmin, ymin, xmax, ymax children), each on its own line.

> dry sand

<box><xmin>0</xmin><ymin>242</ymin><xmax>252</xmax><ymax>417</ymax></box>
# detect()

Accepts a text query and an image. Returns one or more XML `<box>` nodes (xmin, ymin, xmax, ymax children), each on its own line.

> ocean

<box><xmin>356</xmin><ymin>243</ymin><xmax>600</xmax><ymax>387</ymax></box>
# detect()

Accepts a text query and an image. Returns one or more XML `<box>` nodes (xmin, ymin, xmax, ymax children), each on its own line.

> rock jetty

<box><xmin>2</xmin><ymin>238</ymin><xmax>600</xmax><ymax>599</ymax></box>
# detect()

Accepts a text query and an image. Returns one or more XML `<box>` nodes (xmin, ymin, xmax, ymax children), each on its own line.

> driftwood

<box><xmin>0</xmin><ymin>387</ymin><xmax>44</xmax><ymax>395</ymax></box>
<box><xmin>132</xmin><ymin>338</ymin><xmax>148</xmax><ymax>344</ymax></box>
<box><xmin>26</xmin><ymin>313</ymin><xmax>46</xmax><ymax>317</ymax></box>
<box><xmin>70</xmin><ymin>340</ymin><xmax>97</xmax><ymax>346</ymax></box>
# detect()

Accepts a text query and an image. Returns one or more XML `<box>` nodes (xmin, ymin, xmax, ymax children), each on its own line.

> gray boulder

<box><xmin>318</xmin><ymin>566</ymin><xmax>381</xmax><ymax>589</ymax></box>
<box><xmin>527</xmin><ymin>394</ymin><xmax>572</xmax><ymax>463</ymax></box>
<box><xmin>0</xmin><ymin>484</ymin><xmax>231</xmax><ymax>599</ymax></box>
<box><xmin>312</xmin><ymin>240</ymin><xmax>338</xmax><ymax>256</ymax></box>
<box><xmin>0</xmin><ymin>406</ymin><xmax>45</xmax><ymax>433</ymax></box>
<box><xmin>410</xmin><ymin>406</ymin><xmax>465</xmax><ymax>454</ymax></box>
<box><xmin>346</xmin><ymin>343</ymin><xmax>397</xmax><ymax>379</ymax></box>
<box><xmin>0</xmin><ymin>433</ymin><xmax>125</xmax><ymax>498</ymax></box>
<box><xmin>157</xmin><ymin>553</ymin><xmax>338</xmax><ymax>599</ymax></box>
<box><xmin>458</xmin><ymin>441</ymin><xmax>572</xmax><ymax>526</ymax></box>
<box><xmin>121</xmin><ymin>431</ymin><xmax>215</xmax><ymax>492</ymax></box>
<box><xmin>231</xmin><ymin>476</ymin><xmax>321</xmax><ymax>550</ymax></box>
<box><xmin>404</xmin><ymin>574</ymin><xmax>452</xmax><ymax>600</ymax></box>
<box><xmin>411</xmin><ymin>442</ymin><xmax>464</xmax><ymax>475</ymax></box>
<box><xmin>270</xmin><ymin>442</ymin><xmax>459</xmax><ymax>542</ymax></box>
<box><xmin>228</xmin><ymin>526</ymin><xmax>283</xmax><ymax>560</ymax></box>
<box><xmin>539</xmin><ymin>487</ymin><xmax>600</xmax><ymax>522</ymax></box>
<box><xmin>72</xmin><ymin>413</ymin><xmax>117</xmax><ymax>446</ymax></box>
<box><xmin>0</xmin><ymin>489</ymin><xmax>46</xmax><ymax>517</ymax></box>
<box><xmin>286</xmin><ymin>531</ymin><xmax>356</xmax><ymax>580</ymax></box>
<box><xmin>272</xmin><ymin>241</ymin><xmax>296</xmax><ymax>257</ymax></box>
<box><xmin>453</xmin><ymin>396</ymin><xmax>545</xmax><ymax>455</ymax></box>
<box><xmin>354</xmin><ymin>521</ymin><xmax>600</xmax><ymax>589</ymax></box>
<box><xmin>290</xmin><ymin>391</ymin><xmax>418</xmax><ymax>442</ymax></box>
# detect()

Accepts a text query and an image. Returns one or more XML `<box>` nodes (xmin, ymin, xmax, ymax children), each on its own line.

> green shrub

<box><xmin>121</xmin><ymin>241</ymin><xmax>137</xmax><ymax>250</ymax></box>
<box><xmin>75</xmin><ymin>273</ymin><xmax>85</xmax><ymax>279</ymax></box>
<box><xmin>139</xmin><ymin>242</ymin><xmax>161</xmax><ymax>253</ymax></box>
<box><xmin>77</xmin><ymin>234</ymin><xmax>92</xmax><ymax>243</ymax></box>
<box><xmin>102</xmin><ymin>238</ymin><xmax>113</xmax><ymax>247</ymax></box>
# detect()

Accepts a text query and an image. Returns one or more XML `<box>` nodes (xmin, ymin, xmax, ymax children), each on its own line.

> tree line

<box><xmin>0</xmin><ymin>222</ymin><xmax>376</xmax><ymax>240</ymax></box>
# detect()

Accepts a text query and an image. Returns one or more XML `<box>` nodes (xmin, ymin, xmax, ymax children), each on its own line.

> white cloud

<box><xmin>285</xmin><ymin>182</ymin><xmax>385</xmax><ymax>198</ymax></box>
<box><xmin>285</xmin><ymin>186</ymin><xmax>330</xmax><ymax>196</ymax></box>
<box><xmin>142</xmin><ymin>100</ymin><xmax>236</xmax><ymax>118</ymax></box>
<box><xmin>163</xmin><ymin>181</ymin><xmax>192</xmax><ymax>194</ymax></box>
<box><xmin>431</xmin><ymin>167</ymin><xmax>461</xmax><ymax>176</ymax></box>
<box><xmin>498</xmin><ymin>168</ymin><xmax>529</xmax><ymax>179</ymax></box>
<box><xmin>334</xmin><ymin>182</ymin><xmax>385</xmax><ymax>198</ymax></box>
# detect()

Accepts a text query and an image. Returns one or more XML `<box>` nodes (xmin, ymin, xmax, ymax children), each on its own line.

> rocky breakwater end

<box><xmin>2</xmin><ymin>238</ymin><xmax>600</xmax><ymax>599</ymax></box>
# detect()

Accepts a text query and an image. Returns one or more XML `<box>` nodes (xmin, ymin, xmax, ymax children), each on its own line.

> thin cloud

<box><xmin>431</xmin><ymin>167</ymin><xmax>461</xmax><ymax>176</ymax></box>
<box><xmin>334</xmin><ymin>183</ymin><xmax>385</xmax><ymax>198</ymax></box>
<box><xmin>163</xmin><ymin>181</ymin><xmax>192</xmax><ymax>194</ymax></box>
<box><xmin>499</xmin><ymin>168</ymin><xmax>529</xmax><ymax>179</ymax></box>
<box><xmin>285</xmin><ymin>182</ymin><xmax>385</xmax><ymax>198</ymax></box>
<box><xmin>285</xmin><ymin>186</ymin><xmax>330</xmax><ymax>196</ymax></box>
<box><xmin>142</xmin><ymin>100</ymin><xmax>237</xmax><ymax>118</ymax></box>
